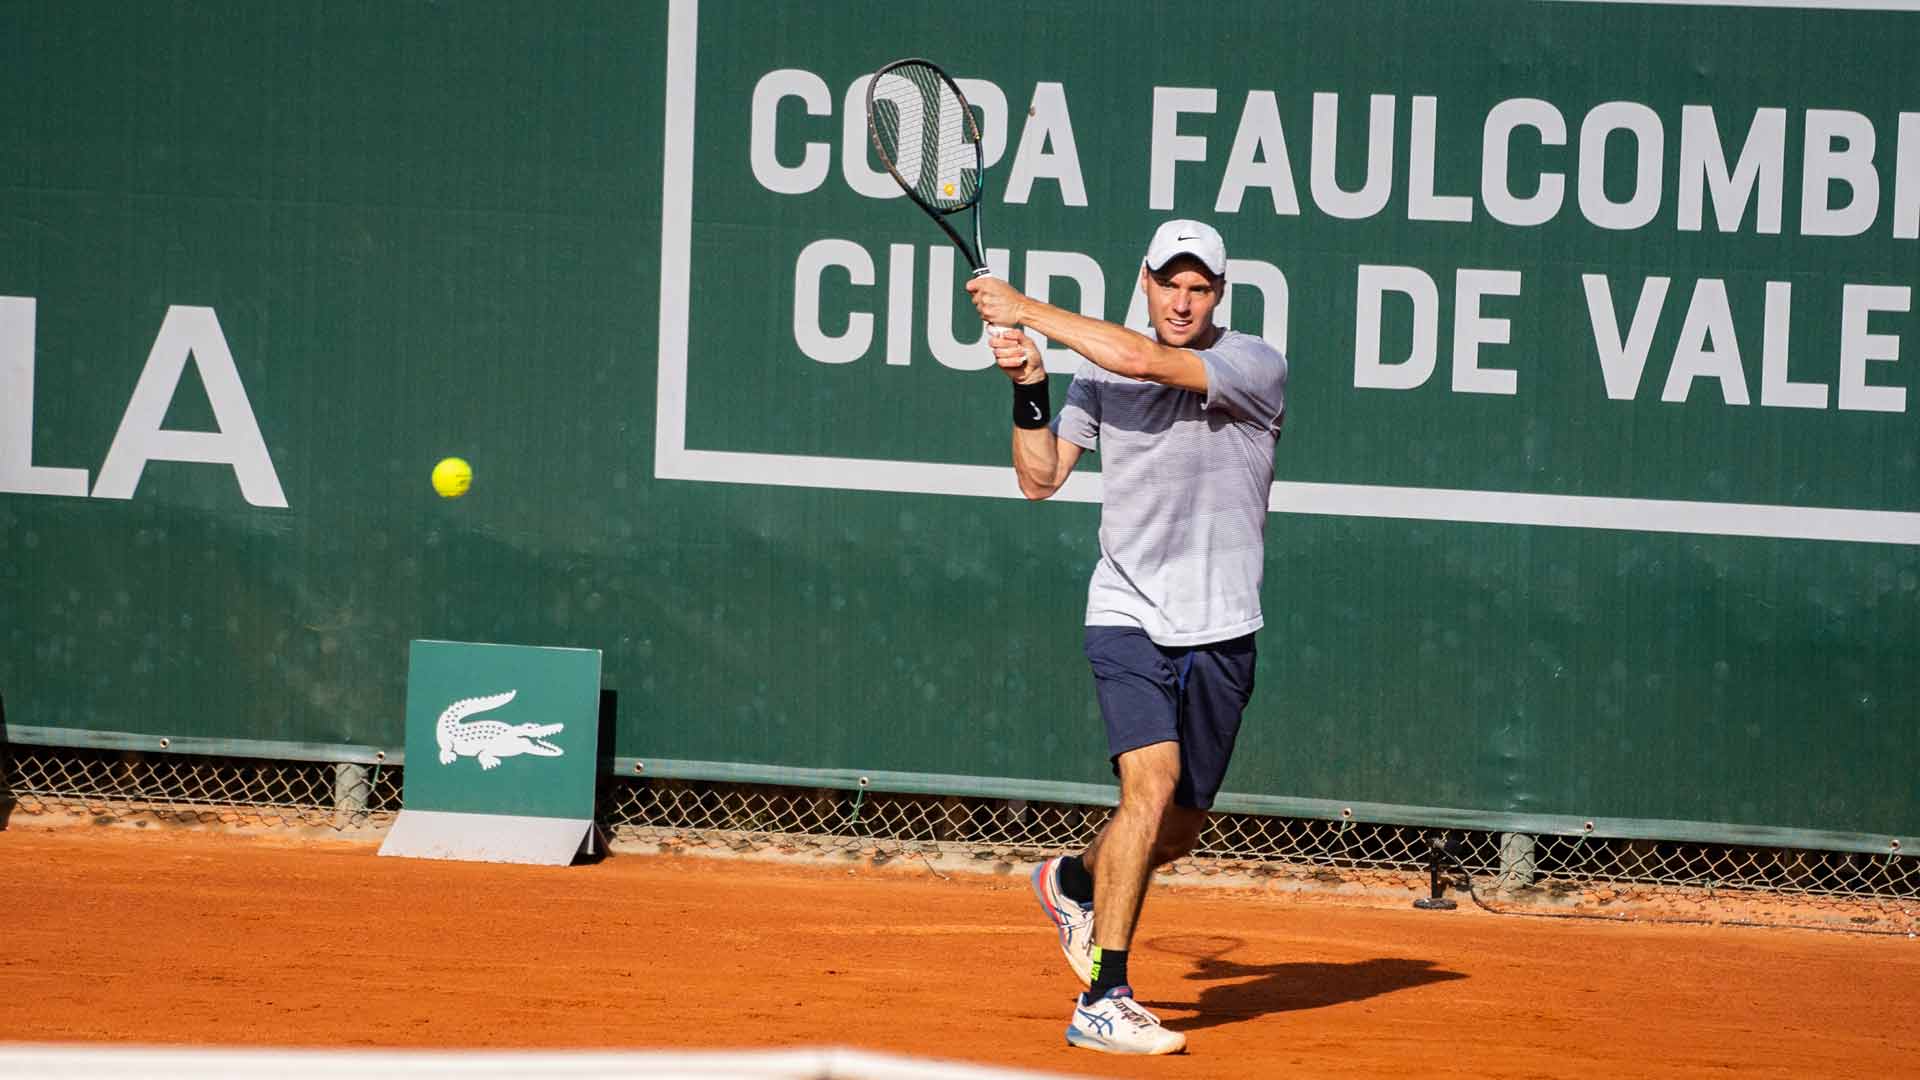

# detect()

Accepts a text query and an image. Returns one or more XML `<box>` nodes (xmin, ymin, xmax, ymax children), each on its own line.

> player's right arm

<box><xmin>991</xmin><ymin>329</ymin><xmax>1083</xmax><ymax>500</ymax></box>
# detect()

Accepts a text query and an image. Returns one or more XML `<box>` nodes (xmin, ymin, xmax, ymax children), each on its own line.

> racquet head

<box><xmin>866</xmin><ymin>58</ymin><xmax>985</xmax><ymax>217</ymax></box>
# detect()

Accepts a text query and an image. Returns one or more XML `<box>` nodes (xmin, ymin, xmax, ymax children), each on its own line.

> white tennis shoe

<box><xmin>1030</xmin><ymin>856</ymin><xmax>1095</xmax><ymax>986</ymax></box>
<box><xmin>1065</xmin><ymin>986</ymin><xmax>1186</xmax><ymax>1055</ymax></box>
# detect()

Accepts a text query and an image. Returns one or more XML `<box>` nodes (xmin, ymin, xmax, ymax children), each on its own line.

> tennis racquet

<box><xmin>865</xmin><ymin>57</ymin><xmax>1007</xmax><ymax>335</ymax></box>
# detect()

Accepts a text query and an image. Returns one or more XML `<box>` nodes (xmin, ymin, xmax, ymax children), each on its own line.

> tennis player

<box><xmin>966</xmin><ymin>220</ymin><xmax>1287</xmax><ymax>1056</ymax></box>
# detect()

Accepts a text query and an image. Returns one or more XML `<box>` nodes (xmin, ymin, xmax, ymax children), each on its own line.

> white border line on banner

<box><xmin>653</xmin><ymin>0</ymin><xmax>1920</xmax><ymax>546</ymax></box>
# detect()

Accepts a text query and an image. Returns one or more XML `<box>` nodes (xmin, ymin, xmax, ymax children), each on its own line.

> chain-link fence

<box><xmin>3</xmin><ymin>744</ymin><xmax>404</xmax><ymax>830</ymax></box>
<box><xmin>5</xmin><ymin>743</ymin><xmax>1915</xmax><ymax>935</ymax></box>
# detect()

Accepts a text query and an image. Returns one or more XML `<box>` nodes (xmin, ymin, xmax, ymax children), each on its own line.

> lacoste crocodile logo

<box><xmin>434</xmin><ymin>689</ymin><xmax>564</xmax><ymax>770</ymax></box>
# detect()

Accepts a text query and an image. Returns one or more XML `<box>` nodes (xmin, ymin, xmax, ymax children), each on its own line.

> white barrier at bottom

<box><xmin>0</xmin><ymin>1046</ymin><xmax>1091</xmax><ymax>1080</ymax></box>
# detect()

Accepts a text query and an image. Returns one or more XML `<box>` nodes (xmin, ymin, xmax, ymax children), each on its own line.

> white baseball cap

<box><xmin>1143</xmin><ymin>219</ymin><xmax>1227</xmax><ymax>276</ymax></box>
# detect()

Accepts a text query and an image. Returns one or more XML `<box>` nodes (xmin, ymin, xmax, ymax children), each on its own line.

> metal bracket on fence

<box><xmin>370</xmin><ymin>751</ymin><xmax>389</xmax><ymax>815</ymax></box>
<box><xmin>1336</xmin><ymin>806</ymin><xmax>1354</xmax><ymax>838</ymax></box>
<box><xmin>846</xmin><ymin>775</ymin><xmax>870</xmax><ymax>830</ymax></box>
<box><xmin>1413</xmin><ymin>830</ymin><xmax>1459</xmax><ymax>911</ymax></box>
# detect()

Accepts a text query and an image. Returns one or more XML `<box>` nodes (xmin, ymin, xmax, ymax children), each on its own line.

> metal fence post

<box><xmin>333</xmin><ymin>762</ymin><xmax>370</xmax><ymax>825</ymax></box>
<box><xmin>1499</xmin><ymin>832</ymin><xmax>1537</xmax><ymax>889</ymax></box>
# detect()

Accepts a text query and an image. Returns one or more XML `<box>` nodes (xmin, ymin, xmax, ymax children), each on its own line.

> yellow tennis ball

<box><xmin>942</xmin><ymin>182</ymin><xmax>955</xmax><ymax>197</ymax></box>
<box><xmin>432</xmin><ymin>456</ymin><xmax>472</xmax><ymax>498</ymax></box>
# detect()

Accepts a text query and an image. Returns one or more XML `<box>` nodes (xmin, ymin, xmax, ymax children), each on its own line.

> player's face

<box><xmin>1139</xmin><ymin>258</ymin><xmax>1222</xmax><ymax>349</ymax></box>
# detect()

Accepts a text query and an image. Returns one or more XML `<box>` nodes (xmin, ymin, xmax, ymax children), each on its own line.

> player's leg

<box><xmin>1065</xmin><ymin>633</ymin><xmax>1256</xmax><ymax>1053</ymax></box>
<box><xmin>1056</xmin><ymin>627</ymin><xmax>1187</xmax><ymax>1054</ymax></box>
<box><xmin>1065</xmin><ymin>739</ymin><xmax>1185</xmax><ymax>1055</ymax></box>
<box><xmin>1089</xmin><ymin>740</ymin><xmax>1180</xmax><ymax>954</ymax></box>
<box><xmin>1035</xmin><ymin>627</ymin><xmax>1178</xmax><ymax>986</ymax></box>
<box><xmin>1080</xmin><ymin>765</ymin><xmax>1199</xmax><ymax>882</ymax></box>
<box><xmin>1148</xmin><ymin>804</ymin><xmax>1208</xmax><ymax>867</ymax></box>
<box><xmin>1079</xmin><ymin>626</ymin><xmax>1183</xmax><ymax>966</ymax></box>
<box><xmin>1170</xmin><ymin>633</ymin><xmax>1256</xmax><ymax>825</ymax></box>
<box><xmin>1133</xmin><ymin>634</ymin><xmax>1252</xmax><ymax>870</ymax></box>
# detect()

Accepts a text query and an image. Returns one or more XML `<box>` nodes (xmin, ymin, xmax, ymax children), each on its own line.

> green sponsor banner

<box><xmin>400</xmin><ymin>640</ymin><xmax>600</xmax><ymax>821</ymax></box>
<box><xmin>669</xmin><ymin>0</ymin><xmax>1920</xmax><ymax>530</ymax></box>
<box><xmin>2</xmin><ymin>0</ymin><xmax>1917</xmax><ymax>847</ymax></box>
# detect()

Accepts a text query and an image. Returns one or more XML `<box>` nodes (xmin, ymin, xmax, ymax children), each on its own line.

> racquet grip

<box><xmin>970</xmin><ymin>266</ymin><xmax>1009</xmax><ymax>337</ymax></box>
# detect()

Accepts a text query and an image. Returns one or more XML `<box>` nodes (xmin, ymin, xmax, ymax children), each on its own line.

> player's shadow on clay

<box><xmin>1136</xmin><ymin>936</ymin><xmax>1466</xmax><ymax>1033</ymax></box>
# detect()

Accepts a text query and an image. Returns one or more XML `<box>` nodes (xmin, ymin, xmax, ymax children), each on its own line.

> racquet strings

<box><xmin>870</xmin><ymin>63</ymin><xmax>979</xmax><ymax>212</ymax></box>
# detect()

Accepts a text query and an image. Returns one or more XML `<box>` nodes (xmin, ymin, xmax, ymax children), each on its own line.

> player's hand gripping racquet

<box><xmin>865</xmin><ymin>58</ymin><xmax>1008</xmax><ymax>338</ymax></box>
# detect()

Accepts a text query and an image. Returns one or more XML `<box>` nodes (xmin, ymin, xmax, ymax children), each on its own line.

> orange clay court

<box><xmin>2</xmin><ymin>824</ymin><xmax>1916</xmax><ymax>1078</ymax></box>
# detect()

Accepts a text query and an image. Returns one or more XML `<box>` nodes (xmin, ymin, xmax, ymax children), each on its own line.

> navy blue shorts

<box><xmin>1083</xmin><ymin>626</ymin><xmax>1258</xmax><ymax>811</ymax></box>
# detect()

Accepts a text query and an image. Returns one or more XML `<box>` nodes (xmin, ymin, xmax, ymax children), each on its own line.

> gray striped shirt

<box><xmin>1054</xmin><ymin>329</ymin><xmax>1288</xmax><ymax>646</ymax></box>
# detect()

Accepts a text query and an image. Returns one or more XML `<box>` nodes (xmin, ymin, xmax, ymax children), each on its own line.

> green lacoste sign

<box><xmin>380</xmin><ymin>640</ymin><xmax>602</xmax><ymax>864</ymax></box>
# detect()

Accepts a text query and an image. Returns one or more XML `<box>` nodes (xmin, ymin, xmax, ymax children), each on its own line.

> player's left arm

<box><xmin>967</xmin><ymin>277</ymin><xmax>1207</xmax><ymax>393</ymax></box>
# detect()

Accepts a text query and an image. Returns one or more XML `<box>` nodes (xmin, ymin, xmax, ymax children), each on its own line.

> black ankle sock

<box><xmin>1057</xmin><ymin>855</ymin><xmax>1094</xmax><ymax>905</ymax></box>
<box><xmin>1084</xmin><ymin>946</ymin><xmax>1130</xmax><ymax>1002</ymax></box>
